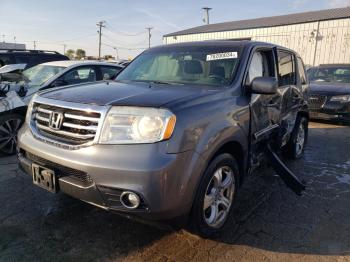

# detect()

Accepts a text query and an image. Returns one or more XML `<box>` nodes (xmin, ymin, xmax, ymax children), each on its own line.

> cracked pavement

<box><xmin>0</xmin><ymin>122</ymin><xmax>349</xmax><ymax>261</ymax></box>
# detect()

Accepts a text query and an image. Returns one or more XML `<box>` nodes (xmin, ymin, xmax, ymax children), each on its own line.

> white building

<box><xmin>0</xmin><ymin>42</ymin><xmax>26</xmax><ymax>50</ymax></box>
<box><xmin>163</xmin><ymin>7</ymin><xmax>350</xmax><ymax>66</ymax></box>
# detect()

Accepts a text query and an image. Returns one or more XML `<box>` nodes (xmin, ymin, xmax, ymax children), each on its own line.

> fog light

<box><xmin>120</xmin><ymin>191</ymin><xmax>140</xmax><ymax>209</ymax></box>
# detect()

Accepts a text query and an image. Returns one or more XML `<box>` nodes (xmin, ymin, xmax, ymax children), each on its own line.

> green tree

<box><xmin>65</xmin><ymin>49</ymin><xmax>75</xmax><ymax>59</ymax></box>
<box><xmin>75</xmin><ymin>49</ymin><xmax>86</xmax><ymax>60</ymax></box>
<box><xmin>104</xmin><ymin>55</ymin><xmax>113</xmax><ymax>60</ymax></box>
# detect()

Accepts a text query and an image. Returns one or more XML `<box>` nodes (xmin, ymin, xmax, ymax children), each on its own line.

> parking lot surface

<box><xmin>0</xmin><ymin>122</ymin><xmax>349</xmax><ymax>262</ymax></box>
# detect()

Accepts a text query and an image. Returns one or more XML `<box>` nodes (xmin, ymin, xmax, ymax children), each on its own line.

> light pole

<box><xmin>113</xmin><ymin>47</ymin><xmax>119</xmax><ymax>60</ymax></box>
<box><xmin>202</xmin><ymin>7</ymin><xmax>212</xmax><ymax>24</ymax></box>
<box><xmin>146</xmin><ymin>27</ymin><xmax>153</xmax><ymax>49</ymax></box>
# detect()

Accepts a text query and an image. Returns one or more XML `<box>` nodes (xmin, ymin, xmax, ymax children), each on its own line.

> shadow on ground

<box><xmin>0</xmin><ymin>122</ymin><xmax>349</xmax><ymax>261</ymax></box>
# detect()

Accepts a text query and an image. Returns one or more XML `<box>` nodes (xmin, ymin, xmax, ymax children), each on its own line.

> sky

<box><xmin>1</xmin><ymin>0</ymin><xmax>350</xmax><ymax>59</ymax></box>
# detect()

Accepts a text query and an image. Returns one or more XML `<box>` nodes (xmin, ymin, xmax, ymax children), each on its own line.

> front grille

<box><xmin>32</xmin><ymin>102</ymin><xmax>101</xmax><ymax>146</ymax></box>
<box><xmin>308</xmin><ymin>94</ymin><xmax>327</xmax><ymax>110</ymax></box>
<box><xmin>26</xmin><ymin>151</ymin><xmax>93</xmax><ymax>186</ymax></box>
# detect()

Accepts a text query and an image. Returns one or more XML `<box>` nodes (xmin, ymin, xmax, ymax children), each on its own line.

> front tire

<box><xmin>0</xmin><ymin>114</ymin><xmax>24</xmax><ymax>155</ymax></box>
<box><xmin>189</xmin><ymin>153</ymin><xmax>239</xmax><ymax>237</ymax></box>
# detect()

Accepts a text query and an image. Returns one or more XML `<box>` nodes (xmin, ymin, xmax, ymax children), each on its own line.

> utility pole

<box><xmin>33</xmin><ymin>41</ymin><xmax>36</xmax><ymax>50</ymax></box>
<box><xmin>146</xmin><ymin>27</ymin><xmax>153</xmax><ymax>49</ymax></box>
<box><xmin>96</xmin><ymin>20</ymin><xmax>106</xmax><ymax>59</ymax></box>
<box><xmin>312</xmin><ymin>21</ymin><xmax>321</xmax><ymax>66</ymax></box>
<box><xmin>113</xmin><ymin>47</ymin><xmax>119</xmax><ymax>60</ymax></box>
<box><xmin>202</xmin><ymin>7</ymin><xmax>212</xmax><ymax>24</ymax></box>
<box><xmin>2</xmin><ymin>35</ymin><xmax>5</xmax><ymax>43</ymax></box>
<box><xmin>14</xmin><ymin>36</ymin><xmax>16</xmax><ymax>43</ymax></box>
<box><xmin>63</xmin><ymin>44</ymin><xmax>66</xmax><ymax>54</ymax></box>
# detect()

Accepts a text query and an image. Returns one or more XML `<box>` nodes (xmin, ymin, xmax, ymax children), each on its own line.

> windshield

<box><xmin>116</xmin><ymin>46</ymin><xmax>242</xmax><ymax>87</ymax></box>
<box><xmin>308</xmin><ymin>66</ymin><xmax>350</xmax><ymax>83</ymax></box>
<box><xmin>22</xmin><ymin>64</ymin><xmax>65</xmax><ymax>86</ymax></box>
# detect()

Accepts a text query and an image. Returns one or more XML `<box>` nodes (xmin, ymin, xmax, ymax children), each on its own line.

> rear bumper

<box><xmin>18</xmin><ymin>125</ymin><xmax>203</xmax><ymax>221</ymax></box>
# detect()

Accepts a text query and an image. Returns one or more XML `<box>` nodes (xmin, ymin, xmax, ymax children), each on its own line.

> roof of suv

<box><xmin>149</xmin><ymin>40</ymin><xmax>295</xmax><ymax>54</ymax></box>
<box><xmin>0</xmin><ymin>49</ymin><xmax>62</xmax><ymax>55</ymax></box>
<box><xmin>41</xmin><ymin>60</ymin><xmax>124</xmax><ymax>68</ymax></box>
<box><xmin>151</xmin><ymin>40</ymin><xmax>277</xmax><ymax>49</ymax></box>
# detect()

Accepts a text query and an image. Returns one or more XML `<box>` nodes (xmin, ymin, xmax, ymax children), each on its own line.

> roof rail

<box><xmin>0</xmin><ymin>49</ymin><xmax>61</xmax><ymax>54</ymax></box>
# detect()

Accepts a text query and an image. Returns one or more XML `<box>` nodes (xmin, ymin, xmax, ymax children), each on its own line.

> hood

<box><xmin>39</xmin><ymin>81</ymin><xmax>208</xmax><ymax>107</ymax></box>
<box><xmin>0</xmin><ymin>64</ymin><xmax>26</xmax><ymax>74</ymax></box>
<box><xmin>309</xmin><ymin>81</ymin><xmax>350</xmax><ymax>95</ymax></box>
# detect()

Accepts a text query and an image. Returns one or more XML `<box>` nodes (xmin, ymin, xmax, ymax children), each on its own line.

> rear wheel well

<box><xmin>211</xmin><ymin>141</ymin><xmax>245</xmax><ymax>185</ymax></box>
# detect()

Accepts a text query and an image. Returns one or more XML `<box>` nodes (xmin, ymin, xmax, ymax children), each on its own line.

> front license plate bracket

<box><xmin>32</xmin><ymin>163</ymin><xmax>58</xmax><ymax>193</ymax></box>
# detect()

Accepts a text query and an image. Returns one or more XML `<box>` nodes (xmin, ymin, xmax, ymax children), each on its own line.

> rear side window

<box><xmin>297</xmin><ymin>57</ymin><xmax>307</xmax><ymax>85</ymax></box>
<box><xmin>15</xmin><ymin>55</ymin><xmax>40</xmax><ymax>69</ymax></box>
<box><xmin>100</xmin><ymin>66</ymin><xmax>122</xmax><ymax>80</ymax></box>
<box><xmin>49</xmin><ymin>55</ymin><xmax>69</xmax><ymax>62</ymax></box>
<box><xmin>277</xmin><ymin>51</ymin><xmax>296</xmax><ymax>86</ymax></box>
<box><xmin>0</xmin><ymin>54</ymin><xmax>13</xmax><ymax>66</ymax></box>
<box><xmin>61</xmin><ymin>66</ymin><xmax>97</xmax><ymax>85</ymax></box>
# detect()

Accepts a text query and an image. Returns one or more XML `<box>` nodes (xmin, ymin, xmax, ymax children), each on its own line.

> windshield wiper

<box><xmin>149</xmin><ymin>80</ymin><xmax>184</xmax><ymax>85</ymax></box>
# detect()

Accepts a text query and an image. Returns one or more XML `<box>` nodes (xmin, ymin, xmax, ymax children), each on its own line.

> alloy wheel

<box><xmin>203</xmin><ymin>166</ymin><xmax>235</xmax><ymax>229</ymax></box>
<box><xmin>0</xmin><ymin>118</ymin><xmax>22</xmax><ymax>155</ymax></box>
<box><xmin>295</xmin><ymin>124</ymin><xmax>305</xmax><ymax>156</ymax></box>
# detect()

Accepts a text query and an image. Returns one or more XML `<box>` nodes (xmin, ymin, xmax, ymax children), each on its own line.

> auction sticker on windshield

<box><xmin>206</xmin><ymin>52</ymin><xmax>238</xmax><ymax>61</ymax></box>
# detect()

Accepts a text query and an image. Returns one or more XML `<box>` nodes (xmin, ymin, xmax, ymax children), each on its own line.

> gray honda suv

<box><xmin>18</xmin><ymin>41</ymin><xmax>309</xmax><ymax>236</ymax></box>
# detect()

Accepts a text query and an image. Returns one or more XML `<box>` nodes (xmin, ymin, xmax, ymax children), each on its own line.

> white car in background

<box><xmin>0</xmin><ymin>60</ymin><xmax>123</xmax><ymax>155</ymax></box>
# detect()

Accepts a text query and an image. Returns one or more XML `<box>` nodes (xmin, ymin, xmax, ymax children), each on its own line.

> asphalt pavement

<box><xmin>0</xmin><ymin>122</ymin><xmax>349</xmax><ymax>262</ymax></box>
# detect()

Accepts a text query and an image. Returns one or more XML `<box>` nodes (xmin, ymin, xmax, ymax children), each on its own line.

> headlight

<box><xmin>25</xmin><ymin>94</ymin><xmax>37</xmax><ymax>124</ymax></box>
<box><xmin>330</xmin><ymin>95</ymin><xmax>350</xmax><ymax>103</ymax></box>
<box><xmin>99</xmin><ymin>106</ymin><xmax>176</xmax><ymax>144</ymax></box>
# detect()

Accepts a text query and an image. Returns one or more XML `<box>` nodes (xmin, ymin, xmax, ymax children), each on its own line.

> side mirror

<box><xmin>51</xmin><ymin>79</ymin><xmax>67</xmax><ymax>87</ymax></box>
<box><xmin>250</xmin><ymin>77</ymin><xmax>278</xmax><ymax>95</ymax></box>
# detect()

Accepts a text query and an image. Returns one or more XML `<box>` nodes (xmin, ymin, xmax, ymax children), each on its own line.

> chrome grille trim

<box><xmin>308</xmin><ymin>94</ymin><xmax>327</xmax><ymax>110</ymax></box>
<box><xmin>36</xmin><ymin>123</ymin><xmax>96</xmax><ymax>140</ymax></box>
<box><xmin>64</xmin><ymin>113</ymin><xmax>100</xmax><ymax>123</ymax></box>
<box><xmin>62</xmin><ymin>122</ymin><xmax>98</xmax><ymax>131</ymax></box>
<box><xmin>35</xmin><ymin>115</ymin><xmax>49</xmax><ymax>122</ymax></box>
<box><xmin>29</xmin><ymin>96</ymin><xmax>110</xmax><ymax>150</ymax></box>
<box><xmin>37</xmin><ymin>107</ymin><xmax>52</xmax><ymax>114</ymax></box>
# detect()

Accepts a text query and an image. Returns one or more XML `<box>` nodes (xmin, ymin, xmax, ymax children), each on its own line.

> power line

<box><xmin>102</xmin><ymin>33</ymin><xmax>147</xmax><ymax>47</ymax></box>
<box><xmin>104</xmin><ymin>25</ymin><xmax>146</xmax><ymax>37</ymax></box>
<box><xmin>58</xmin><ymin>33</ymin><xmax>97</xmax><ymax>43</ymax></box>
<box><xmin>102</xmin><ymin>43</ymin><xmax>146</xmax><ymax>51</ymax></box>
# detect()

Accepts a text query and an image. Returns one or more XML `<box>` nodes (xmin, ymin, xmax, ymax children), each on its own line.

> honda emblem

<box><xmin>49</xmin><ymin>112</ymin><xmax>64</xmax><ymax>130</ymax></box>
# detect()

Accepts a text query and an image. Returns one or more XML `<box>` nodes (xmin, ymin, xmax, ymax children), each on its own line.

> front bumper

<box><xmin>18</xmin><ymin>125</ymin><xmax>202</xmax><ymax>220</ymax></box>
<box><xmin>308</xmin><ymin>96</ymin><xmax>350</xmax><ymax>123</ymax></box>
<box><xmin>309</xmin><ymin>111</ymin><xmax>350</xmax><ymax>122</ymax></box>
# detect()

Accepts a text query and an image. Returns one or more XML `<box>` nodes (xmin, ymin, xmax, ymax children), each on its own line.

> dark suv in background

<box><xmin>18</xmin><ymin>41</ymin><xmax>309</xmax><ymax>236</ymax></box>
<box><xmin>0</xmin><ymin>49</ymin><xmax>69</xmax><ymax>69</ymax></box>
